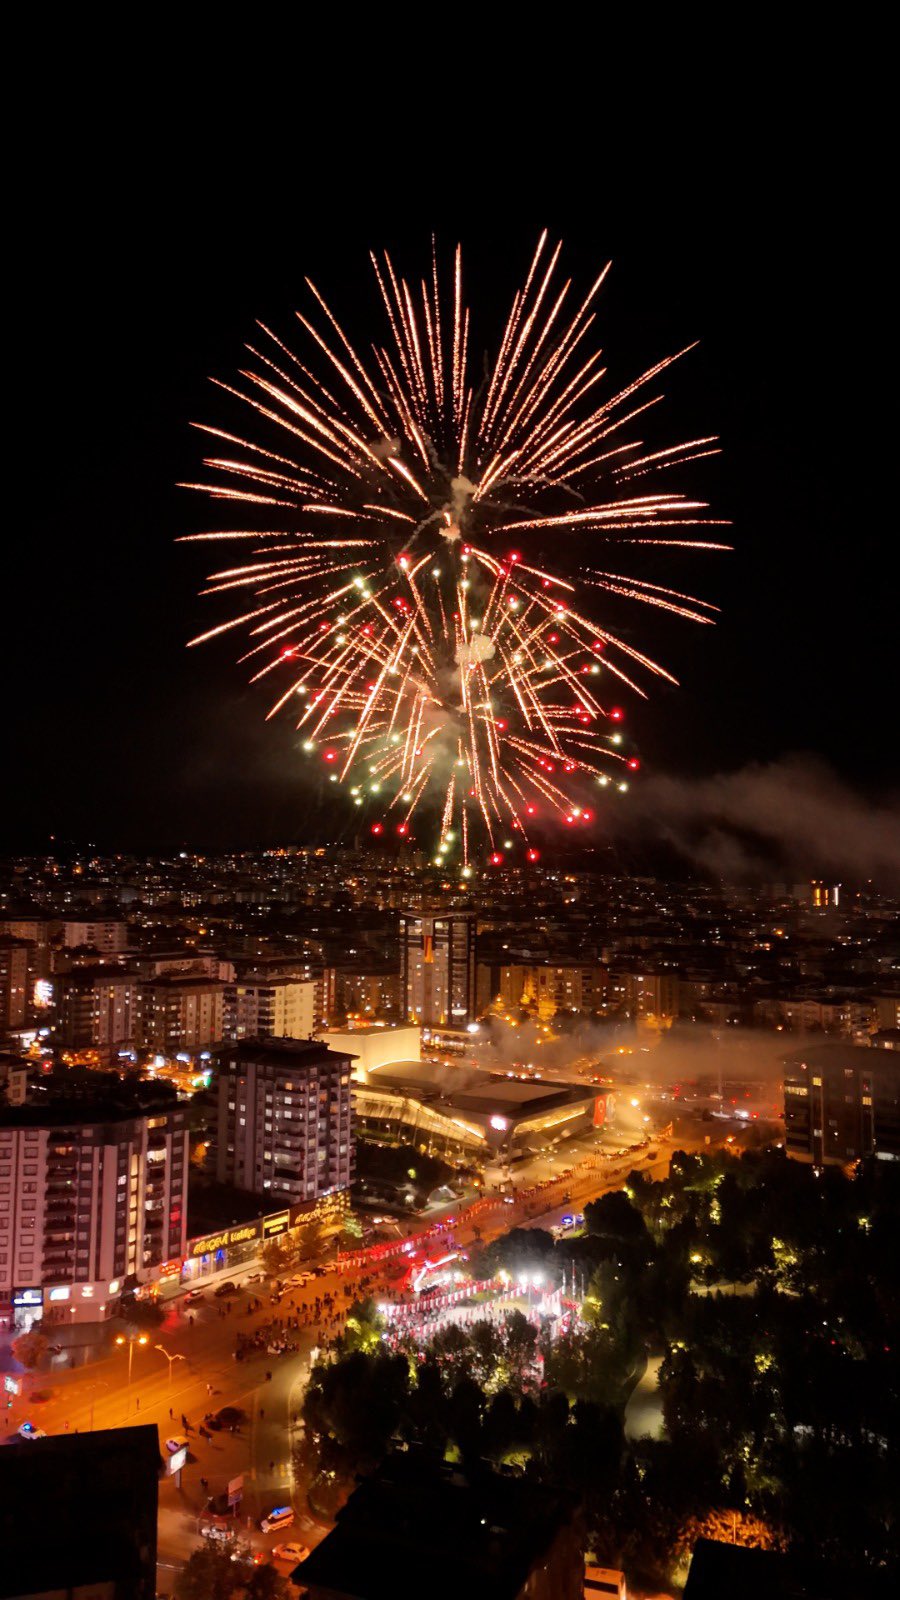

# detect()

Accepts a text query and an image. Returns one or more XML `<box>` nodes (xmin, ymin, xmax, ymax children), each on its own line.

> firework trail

<box><xmin>182</xmin><ymin>234</ymin><xmax>727</xmax><ymax>871</ymax></box>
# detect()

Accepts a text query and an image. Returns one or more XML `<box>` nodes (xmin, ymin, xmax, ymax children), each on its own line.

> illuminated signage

<box><xmin>48</xmin><ymin>1287</ymin><xmax>71</xmax><ymax>1302</ymax></box>
<box><xmin>4</xmin><ymin>1376</ymin><xmax>20</xmax><ymax>1395</ymax></box>
<box><xmin>262</xmin><ymin>1210</ymin><xmax>290</xmax><ymax>1240</ymax></box>
<box><xmin>108</xmin><ymin>1279</ymin><xmax>120</xmax><ymax>1295</ymax></box>
<box><xmin>12</xmin><ymin>1288</ymin><xmax>42</xmax><ymax>1308</ymax></box>
<box><xmin>168</xmin><ymin>1445</ymin><xmax>188</xmax><ymax>1475</ymax></box>
<box><xmin>188</xmin><ymin>1221</ymin><xmax>260</xmax><ymax>1257</ymax></box>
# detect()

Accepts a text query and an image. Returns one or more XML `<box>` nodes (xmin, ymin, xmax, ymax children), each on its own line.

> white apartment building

<box><xmin>226</xmin><ymin>978</ymin><xmax>317</xmax><ymax>1042</ymax></box>
<box><xmin>0</xmin><ymin>1101</ymin><xmax>188</xmax><ymax>1327</ymax></box>
<box><xmin>59</xmin><ymin>919</ymin><xmax>129</xmax><ymax>953</ymax></box>
<box><xmin>215</xmin><ymin>1038</ymin><xmax>353</xmax><ymax>1203</ymax></box>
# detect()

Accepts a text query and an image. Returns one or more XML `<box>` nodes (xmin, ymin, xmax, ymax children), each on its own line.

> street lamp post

<box><xmin>115</xmin><ymin>1332</ymin><xmax>148</xmax><ymax>1412</ymax></box>
<box><xmin>87</xmin><ymin>1380</ymin><xmax>109</xmax><ymax>1431</ymax></box>
<box><xmin>154</xmin><ymin>1343</ymin><xmax>186</xmax><ymax>1387</ymax></box>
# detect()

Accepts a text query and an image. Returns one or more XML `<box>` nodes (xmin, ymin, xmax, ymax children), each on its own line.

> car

<box><xmin>272</xmin><ymin>1541</ymin><xmax>310</xmax><ymax>1564</ymax></box>
<box><xmin>214</xmin><ymin>1280</ymin><xmax>238</xmax><ymax>1298</ymax></box>
<box><xmin>164</xmin><ymin>1434</ymin><xmax>190</xmax><ymax>1454</ymax></box>
<box><xmin>184</xmin><ymin>1288</ymin><xmax>204</xmax><ymax>1303</ymax></box>
<box><xmin>17</xmin><ymin>1421</ymin><xmax>47</xmax><ymax>1441</ymax></box>
<box><xmin>208</xmin><ymin>1406</ymin><xmax>246</xmax><ymax>1432</ymax></box>
<box><xmin>259</xmin><ymin>1505</ymin><xmax>295</xmax><ymax>1535</ymax></box>
<box><xmin>243</xmin><ymin>1270</ymin><xmax>265</xmax><ymax>1284</ymax></box>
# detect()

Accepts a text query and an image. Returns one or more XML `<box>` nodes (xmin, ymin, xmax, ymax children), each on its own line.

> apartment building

<box><xmin>215</xmin><ymin>1038</ymin><xmax>353</xmax><ymax>1204</ymax></box>
<box><xmin>0</xmin><ymin>1098</ymin><xmax>189</xmax><ymax>1326</ymax></box>
<box><xmin>225</xmin><ymin>977</ymin><xmax>317</xmax><ymax>1042</ymax></box>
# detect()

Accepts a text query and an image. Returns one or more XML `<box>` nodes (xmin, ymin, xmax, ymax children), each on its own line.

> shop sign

<box><xmin>188</xmin><ymin>1221</ymin><xmax>260</xmax><ymax>1257</ymax></box>
<box><xmin>262</xmin><ymin>1210</ymin><xmax>290</xmax><ymax>1240</ymax></box>
<box><xmin>12</xmin><ymin>1287</ymin><xmax>42</xmax><ymax>1308</ymax></box>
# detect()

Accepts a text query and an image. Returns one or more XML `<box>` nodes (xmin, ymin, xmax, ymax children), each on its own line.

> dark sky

<box><xmin>9</xmin><ymin>130</ymin><xmax>892</xmax><ymax>854</ymax></box>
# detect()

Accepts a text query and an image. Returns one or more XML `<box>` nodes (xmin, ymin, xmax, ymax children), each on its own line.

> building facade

<box><xmin>0</xmin><ymin>1100</ymin><xmax>189</xmax><ymax>1326</ymax></box>
<box><xmin>400</xmin><ymin>911</ymin><xmax>476</xmax><ymax>1028</ymax></box>
<box><xmin>215</xmin><ymin>1038</ymin><xmax>354</xmax><ymax>1203</ymax></box>
<box><xmin>784</xmin><ymin>1043</ymin><xmax>900</xmax><ymax>1166</ymax></box>
<box><xmin>0</xmin><ymin>940</ymin><xmax>30</xmax><ymax>1032</ymax></box>
<box><xmin>225</xmin><ymin>977</ymin><xmax>317</xmax><ymax>1042</ymax></box>
<box><xmin>59</xmin><ymin>918</ymin><xmax>129</xmax><ymax>953</ymax></box>
<box><xmin>56</xmin><ymin>968</ymin><xmax>143</xmax><ymax>1056</ymax></box>
<box><xmin>142</xmin><ymin>976</ymin><xmax>226</xmax><ymax>1054</ymax></box>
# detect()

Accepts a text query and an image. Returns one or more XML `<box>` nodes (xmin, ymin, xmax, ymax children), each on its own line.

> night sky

<box><xmin>10</xmin><ymin>152</ymin><xmax>892</xmax><ymax>855</ymax></box>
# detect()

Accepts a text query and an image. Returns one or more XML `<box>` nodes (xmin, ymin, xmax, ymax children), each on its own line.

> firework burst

<box><xmin>182</xmin><ymin>233</ymin><xmax>728</xmax><ymax>870</ymax></box>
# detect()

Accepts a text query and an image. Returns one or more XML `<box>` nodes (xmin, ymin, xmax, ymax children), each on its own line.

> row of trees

<box><xmin>300</xmin><ymin>1149</ymin><xmax>900</xmax><ymax>1588</ymax></box>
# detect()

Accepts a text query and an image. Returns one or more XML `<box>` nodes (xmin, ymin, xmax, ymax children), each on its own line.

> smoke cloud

<box><xmin>612</xmin><ymin>755</ymin><xmax>900</xmax><ymax>885</ymax></box>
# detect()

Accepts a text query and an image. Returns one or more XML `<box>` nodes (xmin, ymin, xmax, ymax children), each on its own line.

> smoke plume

<box><xmin>613</xmin><ymin>755</ymin><xmax>900</xmax><ymax>885</ymax></box>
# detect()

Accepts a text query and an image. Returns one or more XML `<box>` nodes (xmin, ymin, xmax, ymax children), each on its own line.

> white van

<box><xmin>260</xmin><ymin>1506</ymin><xmax>295</xmax><ymax>1535</ymax></box>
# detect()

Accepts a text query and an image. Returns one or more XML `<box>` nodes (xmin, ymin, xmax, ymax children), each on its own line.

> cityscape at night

<box><xmin>3</xmin><ymin>85</ymin><xmax>897</xmax><ymax>1600</ymax></box>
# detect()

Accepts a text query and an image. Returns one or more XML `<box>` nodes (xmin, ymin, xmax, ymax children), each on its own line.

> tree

<box><xmin>260</xmin><ymin>1234</ymin><xmax>297</xmax><ymax>1279</ymax></box>
<box><xmin>174</xmin><ymin>1542</ymin><xmax>292</xmax><ymax>1600</ymax></box>
<box><xmin>297</xmin><ymin>1219</ymin><xmax>325</xmax><ymax>1261</ymax></box>
<box><xmin>340</xmin><ymin>1297</ymin><xmax>384</xmax><ymax>1354</ymax></box>
<box><xmin>585</xmin><ymin>1190</ymin><xmax>648</xmax><ymax>1245</ymax></box>
<box><xmin>12</xmin><ymin>1331</ymin><xmax>48</xmax><ymax>1370</ymax></box>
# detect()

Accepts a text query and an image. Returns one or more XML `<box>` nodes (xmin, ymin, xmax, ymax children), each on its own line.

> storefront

<box><xmin>10</xmin><ymin>1286</ymin><xmax>43</xmax><ymax>1333</ymax></box>
<box><xmin>181</xmin><ymin>1192</ymin><xmax>349</xmax><ymax>1281</ymax></box>
<box><xmin>42</xmin><ymin>1278</ymin><xmax>123</xmax><ymax>1326</ymax></box>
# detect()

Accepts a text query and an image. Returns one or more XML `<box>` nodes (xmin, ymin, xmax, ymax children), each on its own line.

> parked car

<box><xmin>184</xmin><ymin>1288</ymin><xmax>204</xmax><ymax>1303</ymax></box>
<box><xmin>272</xmin><ymin>1541</ymin><xmax>310</xmax><ymax>1564</ymax></box>
<box><xmin>214</xmin><ymin>1280</ymin><xmax>238</xmax><ymax>1298</ymax></box>
<box><xmin>164</xmin><ymin>1434</ymin><xmax>190</xmax><ymax>1454</ymax></box>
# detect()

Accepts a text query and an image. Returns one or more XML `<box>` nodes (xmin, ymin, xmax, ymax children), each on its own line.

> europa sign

<box><xmin>188</xmin><ymin>1221</ymin><xmax>260</xmax><ymax>1257</ymax></box>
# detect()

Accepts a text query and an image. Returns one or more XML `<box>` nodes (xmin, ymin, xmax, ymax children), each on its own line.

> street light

<box><xmin>86</xmin><ymin>1380</ymin><xmax>109</xmax><ymax>1431</ymax></box>
<box><xmin>115</xmin><ymin>1332</ymin><xmax>148</xmax><ymax>1387</ymax></box>
<box><xmin>154</xmin><ymin>1343</ymin><xmax>186</xmax><ymax>1386</ymax></box>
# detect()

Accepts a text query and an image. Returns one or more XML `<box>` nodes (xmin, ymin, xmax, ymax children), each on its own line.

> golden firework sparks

<box><xmin>181</xmin><ymin>236</ymin><xmax>728</xmax><ymax>869</ymax></box>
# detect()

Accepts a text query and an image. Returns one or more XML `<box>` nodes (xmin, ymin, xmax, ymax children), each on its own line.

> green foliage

<box><xmin>340</xmin><ymin>1296</ymin><xmax>385</xmax><ymax>1354</ymax></box>
<box><xmin>300</xmin><ymin>1148</ymin><xmax>900</xmax><ymax>1587</ymax></box>
<box><xmin>173</xmin><ymin>1542</ymin><xmax>293</xmax><ymax>1600</ymax></box>
<box><xmin>474</xmin><ymin>1226</ymin><xmax>559</xmax><ymax>1285</ymax></box>
<box><xmin>355</xmin><ymin>1138</ymin><xmax>458</xmax><ymax>1200</ymax></box>
<box><xmin>260</xmin><ymin>1234</ymin><xmax>298</xmax><ymax>1278</ymax></box>
<box><xmin>297</xmin><ymin>1219</ymin><xmax>325</xmax><ymax>1260</ymax></box>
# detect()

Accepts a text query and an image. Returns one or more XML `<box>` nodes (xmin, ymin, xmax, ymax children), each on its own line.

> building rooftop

<box><xmin>784</xmin><ymin>1043</ymin><xmax>899</xmax><ymax>1069</ymax></box>
<box><xmin>0</xmin><ymin>1424</ymin><xmax>161</xmax><ymax>1600</ymax></box>
<box><xmin>0</xmin><ymin>1089</ymin><xmax>182</xmax><ymax>1129</ymax></box>
<box><xmin>297</xmin><ymin>1453</ymin><xmax>577</xmax><ymax>1600</ymax></box>
<box><xmin>219</xmin><ymin>1036</ymin><xmax>355</xmax><ymax>1067</ymax></box>
<box><xmin>683</xmin><ymin>1536</ymin><xmax>890</xmax><ymax>1599</ymax></box>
